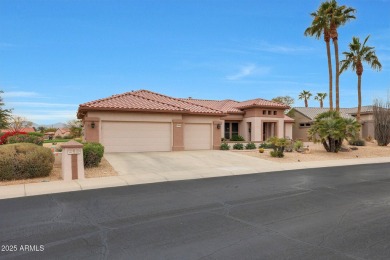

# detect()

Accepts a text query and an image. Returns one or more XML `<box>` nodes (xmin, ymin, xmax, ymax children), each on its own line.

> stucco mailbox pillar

<box><xmin>61</xmin><ymin>140</ymin><xmax>85</xmax><ymax>181</ymax></box>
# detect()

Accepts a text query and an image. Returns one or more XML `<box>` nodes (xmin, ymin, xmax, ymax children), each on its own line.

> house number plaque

<box><xmin>67</xmin><ymin>149</ymin><xmax>81</xmax><ymax>155</ymax></box>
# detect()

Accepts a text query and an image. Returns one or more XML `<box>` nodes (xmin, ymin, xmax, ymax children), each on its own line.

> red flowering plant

<box><xmin>0</xmin><ymin>131</ymin><xmax>27</xmax><ymax>145</ymax></box>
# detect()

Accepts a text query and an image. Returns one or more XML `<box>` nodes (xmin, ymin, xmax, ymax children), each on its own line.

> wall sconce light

<box><xmin>217</xmin><ymin>124</ymin><xmax>221</xmax><ymax>129</ymax></box>
<box><xmin>91</xmin><ymin>122</ymin><xmax>95</xmax><ymax>129</ymax></box>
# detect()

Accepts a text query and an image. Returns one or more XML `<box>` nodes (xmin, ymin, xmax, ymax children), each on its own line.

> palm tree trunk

<box><xmin>334</xmin><ymin>39</ymin><xmax>340</xmax><ymax>112</ymax></box>
<box><xmin>326</xmin><ymin>40</ymin><xmax>333</xmax><ymax>110</ymax></box>
<box><xmin>320</xmin><ymin>100</ymin><xmax>323</xmax><ymax>108</ymax></box>
<box><xmin>305</xmin><ymin>99</ymin><xmax>308</xmax><ymax>107</ymax></box>
<box><xmin>357</xmin><ymin>74</ymin><xmax>362</xmax><ymax>122</ymax></box>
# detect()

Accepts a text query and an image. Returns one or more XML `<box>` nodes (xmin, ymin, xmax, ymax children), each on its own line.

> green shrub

<box><xmin>7</xmin><ymin>134</ymin><xmax>44</xmax><ymax>146</ymax></box>
<box><xmin>233</xmin><ymin>143</ymin><xmax>244</xmax><ymax>150</ymax></box>
<box><xmin>294</xmin><ymin>140</ymin><xmax>304</xmax><ymax>151</ymax></box>
<box><xmin>83</xmin><ymin>142</ymin><xmax>104</xmax><ymax>168</ymax></box>
<box><xmin>63</xmin><ymin>135</ymin><xmax>74</xmax><ymax>139</ymax></box>
<box><xmin>28</xmin><ymin>132</ymin><xmax>44</xmax><ymax>137</ymax></box>
<box><xmin>230</xmin><ymin>135</ymin><xmax>245</xmax><ymax>141</ymax></box>
<box><xmin>270</xmin><ymin>150</ymin><xmax>284</xmax><ymax>158</ymax></box>
<box><xmin>245</xmin><ymin>142</ymin><xmax>256</xmax><ymax>149</ymax></box>
<box><xmin>259</xmin><ymin>142</ymin><xmax>275</xmax><ymax>149</ymax></box>
<box><xmin>54</xmin><ymin>135</ymin><xmax>62</xmax><ymax>139</ymax></box>
<box><xmin>0</xmin><ymin>143</ymin><xmax>54</xmax><ymax>180</ymax></box>
<box><xmin>348</xmin><ymin>139</ymin><xmax>366</xmax><ymax>146</ymax></box>
<box><xmin>220</xmin><ymin>142</ymin><xmax>230</xmax><ymax>150</ymax></box>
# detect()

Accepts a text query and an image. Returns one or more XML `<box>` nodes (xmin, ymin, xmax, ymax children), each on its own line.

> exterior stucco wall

<box><xmin>362</xmin><ymin>120</ymin><xmax>375</xmax><ymax>139</ymax></box>
<box><xmin>241</xmin><ymin>118</ymin><xmax>254</xmax><ymax>141</ymax></box>
<box><xmin>244</xmin><ymin>117</ymin><xmax>285</xmax><ymax>141</ymax></box>
<box><xmin>244</xmin><ymin>108</ymin><xmax>285</xmax><ymax>119</ymax></box>
<box><xmin>182</xmin><ymin>115</ymin><xmax>220</xmax><ymax>123</ymax></box>
<box><xmin>88</xmin><ymin>111</ymin><xmax>182</xmax><ymax>122</ymax></box>
<box><xmin>284</xmin><ymin>123</ymin><xmax>293</xmax><ymax>139</ymax></box>
<box><xmin>360</xmin><ymin>113</ymin><xmax>373</xmax><ymax>121</ymax></box>
<box><xmin>288</xmin><ymin>111</ymin><xmax>312</xmax><ymax>141</ymax></box>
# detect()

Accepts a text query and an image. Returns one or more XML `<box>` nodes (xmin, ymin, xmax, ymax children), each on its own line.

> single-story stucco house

<box><xmin>288</xmin><ymin>106</ymin><xmax>374</xmax><ymax>141</ymax></box>
<box><xmin>54</xmin><ymin>128</ymin><xmax>71</xmax><ymax>138</ymax></box>
<box><xmin>77</xmin><ymin>90</ymin><xmax>294</xmax><ymax>152</ymax></box>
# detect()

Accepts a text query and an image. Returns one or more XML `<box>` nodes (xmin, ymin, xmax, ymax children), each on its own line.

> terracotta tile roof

<box><xmin>182</xmin><ymin>99</ymin><xmax>243</xmax><ymax>113</ymax></box>
<box><xmin>78</xmin><ymin>90</ymin><xmax>224</xmax><ymax>115</ymax></box>
<box><xmin>292</xmin><ymin>107</ymin><xmax>356</xmax><ymax>120</ymax></box>
<box><xmin>182</xmin><ymin>97</ymin><xmax>289</xmax><ymax>113</ymax></box>
<box><xmin>235</xmin><ymin>98</ymin><xmax>290</xmax><ymax>109</ymax></box>
<box><xmin>284</xmin><ymin>115</ymin><xmax>295</xmax><ymax>122</ymax></box>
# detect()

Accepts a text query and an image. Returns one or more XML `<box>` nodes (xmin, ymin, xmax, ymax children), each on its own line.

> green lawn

<box><xmin>43</xmin><ymin>139</ymin><xmax>72</xmax><ymax>144</ymax></box>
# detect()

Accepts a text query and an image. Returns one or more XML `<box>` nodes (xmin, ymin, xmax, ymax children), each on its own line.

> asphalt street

<box><xmin>1</xmin><ymin>163</ymin><xmax>390</xmax><ymax>259</ymax></box>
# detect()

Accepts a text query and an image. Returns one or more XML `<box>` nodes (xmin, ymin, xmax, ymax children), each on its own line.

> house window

<box><xmin>224</xmin><ymin>122</ymin><xmax>239</xmax><ymax>139</ymax></box>
<box><xmin>268</xmin><ymin>110</ymin><xmax>271</xmax><ymax>115</ymax></box>
<box><xmin>273</xmin><ymin>111</ymin><xmax>277</xmax><ymax>115</ymax></box>
<box><xmin>263</xmin><ymin>110</ymin><xmax>266</xmax><ymax>115</ymax></box>
<box><xmin>299</xmin><ymin>122</ymin><xmax>311</xmax><ymax>128</ymax></box>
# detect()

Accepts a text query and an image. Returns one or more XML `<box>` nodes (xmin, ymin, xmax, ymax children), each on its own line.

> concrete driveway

<box><xmin>104</xmin><ymin>150</ymin><xmax>390</xmax><ymax>185</ymax></box>
<box><xmin>104</xmin><ymin>150</ymin><xmax>281</xmax><ymax>182</ymax></box>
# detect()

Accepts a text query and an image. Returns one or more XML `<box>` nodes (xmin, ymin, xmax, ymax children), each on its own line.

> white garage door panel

<box><xmin>184</xmin><ymin>124</ymin><xmax>211</xmax><ymax>150</ymax></box>
<box><xmin>102</xmin><ymin>122</ymin><xmax>171</xmax><ymax>152</ymax></box>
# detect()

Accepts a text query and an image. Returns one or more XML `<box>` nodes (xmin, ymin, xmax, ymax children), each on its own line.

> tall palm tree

<box><xmin>298</xmin><ymin>90</ymin><xmax>312</xmax><ymax>107</ymax></box>
<box><xmin>326</xmin><ymin>0</ymin><xmax>356</xmax><ymax>112</ymax></box>
<box><xmin>315</xmin><ymin>93</ymin><xmax>327</xmax><ymax>108</ymax></box>
<box><xmin>340</xmin><ymin>35</ymin><xmax>382</xmax><ymax>122</ymax></box>
<box><xmin>304</xmin><ymin>1</ymin><xmax>333</xmax><ymax>110</ymax></box>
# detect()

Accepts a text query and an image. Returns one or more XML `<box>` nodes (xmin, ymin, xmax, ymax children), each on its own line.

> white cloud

<box><xmin>226</xmin><ymin>64</ymin><xmax>270</xmax><ymax>81</ymax></box>
<box><xmin>7</xmin><ymin>101</ymin><xmax>78</xmax><ymax>108</ymax></box>
<box><xmin>254</xmin><ymin>41</ymin><xmax>315</xmax><ymax>54</ymax></box>
<box><xmin>11</xmin><ymin>110</ymin><xmax>77</xmax><ymax>124</ymax></box>
<box><xmin>2</xmin><ymin>91</ymin><xmax>41</xmax><ymax>98</ymax></box>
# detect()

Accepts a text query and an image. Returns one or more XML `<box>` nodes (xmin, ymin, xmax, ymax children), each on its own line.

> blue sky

<box><xmin>1</xmin><ymin>0</ymin><xmax>389</xmax><ymax>125</ymax></box>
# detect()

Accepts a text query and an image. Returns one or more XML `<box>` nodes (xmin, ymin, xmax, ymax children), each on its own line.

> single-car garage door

<box><xmin>184</xmin><ymin>123</ymin><xmax>211</xmax><ymax>150</ymax></box>
<box><xmin>101</xmin><ymin>122</ymin><xmax>171</xmax><ymax>153</ymax></box>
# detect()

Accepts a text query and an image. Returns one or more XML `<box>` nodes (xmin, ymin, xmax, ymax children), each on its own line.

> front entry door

<box><xmin>263</xmin><ymin>122</ymin><xmax>276</xmax><ymax>141</ymax></box>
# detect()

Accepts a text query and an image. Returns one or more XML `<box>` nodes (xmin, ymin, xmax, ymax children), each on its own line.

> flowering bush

<box><xmin>0</xmin><ymin>131</ymin><xmax>27</xmax><ymax>145</ymax></box>
<box><xmin>7</xmin><ymin>134</ymin><xmax>44</xmax><ymax>146</ymax></box>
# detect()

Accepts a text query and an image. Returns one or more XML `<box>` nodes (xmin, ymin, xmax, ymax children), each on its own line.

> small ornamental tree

<box><xmin>308</xmin><ymin>111</ymin><xmax>360</xmax><ymax>153</ymax></box>
<box><xmin>267</xmin><ymin>137</ymin><xmax>291</xmax><ymax>158</ymax></box>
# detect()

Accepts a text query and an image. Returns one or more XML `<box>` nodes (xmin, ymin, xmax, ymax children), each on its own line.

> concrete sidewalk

<box><xmin>1</xmin><ymin>156</ymin><xmax>390</xmax><ymax>200</ymax></box>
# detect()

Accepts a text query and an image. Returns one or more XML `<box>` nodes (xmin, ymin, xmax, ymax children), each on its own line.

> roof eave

<box><xmin>77</xmin><ymin>106</ymin><xmax>226</xmax><ymax>118</ymax></box>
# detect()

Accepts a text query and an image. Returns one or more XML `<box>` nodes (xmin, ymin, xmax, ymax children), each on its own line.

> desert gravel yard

<box><xmin>0</xmin><ymin>157</ymin><xmax>118</xmax><ymax>186</ymax></box>
<box><xmin>237</xmin><ymin>141</ymin><xmax>390</xmax><ymax>163</ymax></box>
<box><xmin>2</xmin><ymin>141</ymin><xmax>389</xmax><ymax>186</ymax></box>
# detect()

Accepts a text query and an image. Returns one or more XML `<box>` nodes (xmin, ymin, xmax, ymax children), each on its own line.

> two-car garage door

<box><xmin>102</xmin><ymin>122</ymin><xmax>171</xmax><ymax>153</ymax></box>
<box><xmin>101</xmin><ymin>121</ymin><xmax>212</xmax><ymax>152</ymax></box>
